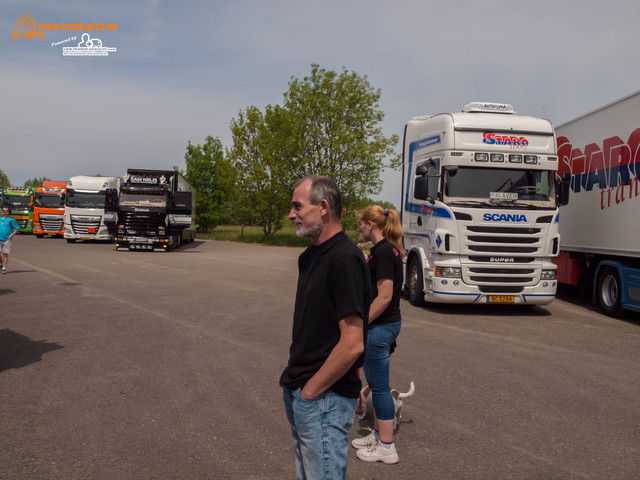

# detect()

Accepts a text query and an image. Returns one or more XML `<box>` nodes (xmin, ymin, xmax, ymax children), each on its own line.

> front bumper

<box><xmin>425</xmin><ymin>278</ymin><xmax>557</xmax><ymax>305</ymax></box>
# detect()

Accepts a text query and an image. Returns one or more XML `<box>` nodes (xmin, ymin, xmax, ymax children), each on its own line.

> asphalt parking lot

<box><xmin>1</xmin><ymin>235</ymin><xmax>639</xmax><ymax>479</ymax></box>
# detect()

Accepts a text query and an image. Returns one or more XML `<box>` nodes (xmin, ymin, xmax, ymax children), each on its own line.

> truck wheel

<box><xmin>36</xmin><ymin>234</ymin><xmax>44</xmax><ymax>238</ymax></box>
<box><xmin>597</xmin><ymin>267</ymin><xmax>625</xmax><ymax>318</ymax></box>
<box><xmin>66</xmin><ymin>238</ymin><xmax>76</xmax><ymax>244</ymax></box>
<box><xmin>407</xmin><ymin>256</ymin><xmax>427</xmax><ymax>307</ymax></box>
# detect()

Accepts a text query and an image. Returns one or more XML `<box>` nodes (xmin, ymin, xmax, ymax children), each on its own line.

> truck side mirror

<box><xmin>557</xmin><ymin>172</ymin><xmax>570</xmax><ymax>206</ymax></box>
<box><xmin>105</xmin><ymin>189</ymin><xmax>118</xmax><ymax>212</ymax></box>
<box><xmin>171</xmin><ymin>191</ymin><xmax>192</xmax><ymax>213</ymax></box>
<box><xmin>414</xmin><ymin>176</ymin><xmax>428</xmax><ymax>200</ymax></box>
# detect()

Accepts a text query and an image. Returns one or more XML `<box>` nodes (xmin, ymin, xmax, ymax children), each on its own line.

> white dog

<box><xmin>358</xmin><ymin>381</ymin><xmax>415</xmax><ymax>430</ymax></box>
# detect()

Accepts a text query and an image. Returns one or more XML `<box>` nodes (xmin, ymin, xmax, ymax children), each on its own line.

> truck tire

<box><xmin>66</xmin><ymin>238</ymin><xmax>76</xmax><ymax>244</ymax></box>
<box><xmin>407</xmin><ymin>256</ymin><xmax>427</xmax><ymax>307</ymax></box>
<box><xmin>597</xmin><ymin>266</ymin><xmax>625</xmax><ymax>318</ymax></box>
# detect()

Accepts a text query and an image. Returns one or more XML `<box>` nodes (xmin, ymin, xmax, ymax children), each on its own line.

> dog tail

<box><xmin>398</xmin><ymin>381</ymin><xmax>415</xmax><ymax>399</ymax></box>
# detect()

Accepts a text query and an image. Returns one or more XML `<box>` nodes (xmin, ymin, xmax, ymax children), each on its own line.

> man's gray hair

<box><xmin>295</xmin><ymin>176</ymin><xmax>342</xmax><ymax>219</ymax></box>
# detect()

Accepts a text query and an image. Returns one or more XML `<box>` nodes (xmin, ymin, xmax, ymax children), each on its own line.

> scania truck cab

<box><xmin>115</xmin><ymin>169</ymin><xmax>195</xmax><ymax>251</ymax></box>
<box><xmin>402</xmin><ymin>102</ymin><xmax>570</xmax><ymax>306</ymax></box>
<box><xmin>33</xmin><ymin>180</ymin><xmax>67</xmax><ymax>237</ymax></box>
<box><xmin>1</xmin><ymin>187</ymin><xmax>34</xmax><ymax>233</ymax></box>
<box><xmin>64</xmin><ymin>176</ymin><xmax>120</xmax><ymax>243</ymax></box>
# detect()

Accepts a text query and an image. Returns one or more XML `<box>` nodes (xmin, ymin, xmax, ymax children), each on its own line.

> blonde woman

<box><xmin>352</xmin><ymin>205</ymin><xmax>404</xmax><ymax>464</ymax></box>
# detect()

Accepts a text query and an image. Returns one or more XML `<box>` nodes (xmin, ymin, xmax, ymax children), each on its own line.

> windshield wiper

<box><xmin>490</xmin><ymin>198</ymin><xmax>518</xmax><ymax>206</ymax></box>
<box><xmin>494</xmin><ymin>177</ymin><xmax>513</xmax><ymax>192</ymax></box>
<box><xmin>447</xmin><ymin>200</ymin><xmax>494</xmax><ymax>207</ymax></box>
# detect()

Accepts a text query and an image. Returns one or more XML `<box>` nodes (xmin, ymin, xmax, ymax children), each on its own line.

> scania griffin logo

<box><xmin>490</xmin><ymin>257</ymin><xmax>515</xmax><ymax>263</ymax></box>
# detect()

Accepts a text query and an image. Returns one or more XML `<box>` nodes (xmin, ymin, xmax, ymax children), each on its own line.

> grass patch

<box><xmin>197</xmin><ymin>225</ymin><xmax>363</xmax><ymax>248</ymax></box>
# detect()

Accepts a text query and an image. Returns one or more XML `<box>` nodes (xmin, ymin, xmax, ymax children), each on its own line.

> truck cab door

<box><xmin>410</xmin><ymin>160</ymin><xmax>441</xmax><ymax>253</ymax></box>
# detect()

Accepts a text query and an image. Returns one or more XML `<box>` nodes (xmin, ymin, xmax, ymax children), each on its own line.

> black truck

<box><xmin>114</xmin><ymin>169</ymin><xmax>196</xmax><ymax>251</ymax></box>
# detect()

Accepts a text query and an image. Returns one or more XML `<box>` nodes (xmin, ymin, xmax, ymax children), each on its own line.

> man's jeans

<box><xmin>283</xmin><ymin>388</ymin><xmax>356</xmax><ymax>480</ymax></box>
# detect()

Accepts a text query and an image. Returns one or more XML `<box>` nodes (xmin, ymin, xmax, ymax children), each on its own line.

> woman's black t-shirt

<box><xmin>367</xmin><ymin>238</ymin><xmax>402</xmax><ymax>325</ymax></box>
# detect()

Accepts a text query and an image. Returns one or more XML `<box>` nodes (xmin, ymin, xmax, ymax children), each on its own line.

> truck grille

<box><xmin>40</xmin><ymin>215</ymin><xmax>64</xmax><ymax>232</ymax></box>
<box><xmin>120</xmin><ymin>212</ymin><xmax>165</xmax><ymax>236</ymax></box>
<box><xmin>71</xmin><ymin>215</ymin><xmax>101</xmax><ymax>235</ymax></box>
<box><xmin>462</xmin><ymin>225</ymin><xmax>544</xmax><ymax>287</ymax></box>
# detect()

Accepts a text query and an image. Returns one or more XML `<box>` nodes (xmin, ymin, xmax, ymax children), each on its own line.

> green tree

<box><xmin>344</xmin><ymin>197</ymin><xmax>399</xmax><ymax>231</ymax></box>
<box><xmin>282</xmin><ymin>64</ymin><xmax>400</xmax><ymax>212</ymax></box>
<box><xmin>23</xmin><ymin>176</ymin><xmax>50</xmax><ymax>189</ymax></box>
<box><xmin>183</xmin><ymin>136</ymin><xmax>230</xmax><ymax>233</ymax></box>
<box><xmin>0</xmin><ymin>170</ymin><xmax>10</xmax><ymax>189</ymax></box>
<box><xmin>227</xmin><ymin>64</ymin><xmax>400</xmax><ymax>235</ymax></box>
<box><xmin>227</xmin><ymin>105</ymin><xmax>294</xmax><ymax>239</ymax></box>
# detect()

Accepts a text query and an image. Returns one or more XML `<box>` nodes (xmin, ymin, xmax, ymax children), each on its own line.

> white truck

<box><xmin>402</xmin><ymin>102</ymin><xmax>570</xmax><ymax>307</ymax></box>
<box><xmin>554</xmin><ymin>90</ymin><xmax>640</xmax><ymax>317</ymax></box>
<box><xmin>64</xmin><ymin>175</ymin><xmax>121</xmax><ymax>243</ymax></box>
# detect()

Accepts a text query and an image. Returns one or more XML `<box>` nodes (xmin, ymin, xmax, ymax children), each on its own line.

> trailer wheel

<box><xmin>407</xmin><ymin>256</ymin><xmax>427</xmax><ymax>307</ymax></box>
<box><xmin>597</xmin><ymin>267</ymin><xmax>625</xmax><ymax>318</ymax></box>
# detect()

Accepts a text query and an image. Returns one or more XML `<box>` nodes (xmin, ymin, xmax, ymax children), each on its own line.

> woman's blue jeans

<box><xmin>283</xmin><ymin>388</ymin><xmax>356</xmax><ymax>480</ymax></box>
<box><xmin>363</xmin><ymin>321</ymin><xmax>401</xmax><ymax>421</ymax></box>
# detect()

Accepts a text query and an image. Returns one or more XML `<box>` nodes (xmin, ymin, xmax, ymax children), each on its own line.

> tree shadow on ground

<box><xmin>0</xmin><ymin>329</ymin><xmax>64</xmax><ymax>373</ymax></box>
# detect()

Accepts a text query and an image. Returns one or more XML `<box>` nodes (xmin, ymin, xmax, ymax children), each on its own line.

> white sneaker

<box><xmin>351</xmin><ymin>428</ymin><xmax>378</xmax><ymax>450</ymax></box>
<box><xmin>1</xmin><ymin>268</ymin><xmax>5</xmax><ymax>274</ymax></box>
<box><xmin>355</xmin><ymin>441</ymin><xmax>399</xmax><ymax>464</ymax></box>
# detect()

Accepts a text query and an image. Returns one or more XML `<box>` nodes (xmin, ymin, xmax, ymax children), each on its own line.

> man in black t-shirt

<box><xmin>281</xmin><ymin>176</ymin><xmax>370</xmax><ymax>480</ymax></box>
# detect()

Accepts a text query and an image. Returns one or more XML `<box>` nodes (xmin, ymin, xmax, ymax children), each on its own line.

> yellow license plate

<box><xmin>487</xmin><ymin>295</ymin><xmax>515</xmax><ymax>303</ymax></box>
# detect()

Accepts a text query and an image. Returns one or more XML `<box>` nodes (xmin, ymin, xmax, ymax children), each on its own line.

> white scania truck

<box><xmin>64</xmin><ymin>175</ymin><xmax>121</xmax><ymax>243</ymax></box>
<box><xmin>555</xmin><ymin>90</ymin><xmax>640</xmax><ymax>317</ymax></box>
<box><xmin>402</xmin><ymin>102</ymin><xmax>570</xmax><ymax>307</ymax></box>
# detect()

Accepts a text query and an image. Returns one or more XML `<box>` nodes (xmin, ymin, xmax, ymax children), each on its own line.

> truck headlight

<box><xmin>541</xmin><ymin>269</ymin><xmax>557</xmax><ymax>280</ymax></box>
<box><xmin>435</xmin><ymin>267</ymin><xmax>462</xmax><ymax>278</ymax></box>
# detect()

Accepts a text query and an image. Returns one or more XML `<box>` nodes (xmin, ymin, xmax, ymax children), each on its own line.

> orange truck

<box><xmin>33</xmin><ymin>180</ymin><xmax>67</xmax><ymax>237</ymax></box>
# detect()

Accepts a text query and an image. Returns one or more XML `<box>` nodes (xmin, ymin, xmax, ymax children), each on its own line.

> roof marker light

<box><xmin>463</xmin><ymin>102</ymin><xmax>515</xmax><ymax>114</ymax></box>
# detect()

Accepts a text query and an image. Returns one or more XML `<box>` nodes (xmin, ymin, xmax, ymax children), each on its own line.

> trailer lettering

<box><xmin>557</xmin><ymin>129</ymin><xmax>640</xmax><ymax>210</ymax></box>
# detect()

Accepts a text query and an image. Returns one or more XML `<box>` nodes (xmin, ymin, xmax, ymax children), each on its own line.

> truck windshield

<box><xmin>35</xmin><ymin>193</ymin><xmax>65</xmax><ymax>208</ymax></box>
<box><xmin>443</xmin><ymin>167</ymin><xmax>555</xmax><ymax>206</ymax></box>
<box><xmin>66</xmin><ymin>190</ymin><xmax>106</xmax><ymax>208</ymax></box>
<box><xmin>119</xmin><ymin>192</ymin><xmax>167</xmax><ymax>207</ymax></box>
<box><xmin>2</xmin><ymin>195</ymin><xmax>31</xmax><ymax>208</ymax></box>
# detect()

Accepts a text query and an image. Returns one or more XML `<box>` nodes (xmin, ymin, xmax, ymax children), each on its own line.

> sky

<box><xmin>2</xmin><ymin>0</ymin><xmax>639</xmax><ymax>207</ymax></box>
